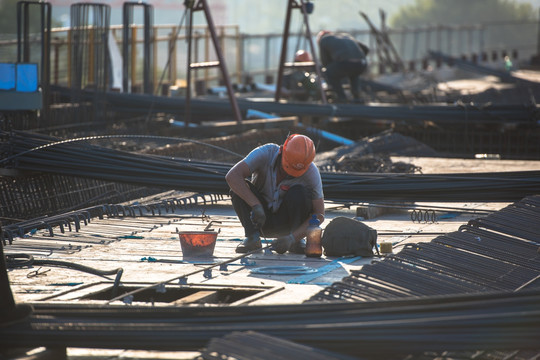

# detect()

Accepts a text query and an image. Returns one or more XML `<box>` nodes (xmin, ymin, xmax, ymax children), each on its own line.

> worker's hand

<box><xmin>250</xmin><ymin>204</ymin><xmax>266</xmax><ymax>229</ymax></box>
<box><xmin>271</xmin><ymin>234</ymin><xmax>295</xmax><ymax>254</ymax></box>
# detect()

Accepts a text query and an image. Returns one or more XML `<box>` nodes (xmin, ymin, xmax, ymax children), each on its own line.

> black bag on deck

<box><xmin>321</xmin><ymin>216</ymin><xmax>378</xmax><ymax>257</ymax></box>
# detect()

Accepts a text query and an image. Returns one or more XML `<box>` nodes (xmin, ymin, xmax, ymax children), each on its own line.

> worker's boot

<box><xmin>236</xmin><ymin>231</ymin><xmax>262</xmax><ymax>253</ymax></box>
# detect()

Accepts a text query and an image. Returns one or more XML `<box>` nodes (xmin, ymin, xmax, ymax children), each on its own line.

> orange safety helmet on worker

<box><xmin>316</xmin><ymin>30</ymin><xmax>332</xmax><ymax>44</ymax></box>
<box><xmin>281</xmin><ymin>134</ymin><xmax>316</xmax><ymax>177</ymax></box>
<box><xmin>294</xmin><ymin>49</ymin><xmax>312</xmax><ymax>63</ymax></box>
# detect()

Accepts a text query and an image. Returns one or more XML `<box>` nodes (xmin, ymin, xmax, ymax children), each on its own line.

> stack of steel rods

<box><xmin>2</xmin><ymin>130</ymin><xmax>540</xmax><ymax>202</ymax></box>
<box><xmin>1</xmin><ymin>289</ymin><xmax>539</xmax><ymax>357</ymax></box>
<box><xmin>1</xmin><ymin>130</ymin><xmax>232</xmax><ymax>194</ymax></box>
<box><xmin>311</xmin><ymin>195</ymin><xmax>540</xmax><ymax>303</ymax></box>
<box><xmin>320</xmin><ymin>170</ymin><xmax>540</xmax><ymax>202</ymax></box>
<box><xmin>437</xmin><ymin>228</ymin><xmax>540</xmax><ymax>270</ymax></box>
<box><xmin>394</xmin><ymin>243</ymin><xmax>537</xmax><ymax>290</ymax></box>
<box><xmin>467</xmin><ymin>195</ymin><xmax>540</xmax><ymax>241</ymax></box>
<box><xmin>50</xmin><ymin>85</ymin><xmax>539</xmax><ymax>125</ymax></box>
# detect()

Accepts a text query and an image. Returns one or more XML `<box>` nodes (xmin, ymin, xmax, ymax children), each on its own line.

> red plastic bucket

<box><xmin>178</xmin><ymin>231</ymin><xmax>217</xmax><ymax>257</ymax></box>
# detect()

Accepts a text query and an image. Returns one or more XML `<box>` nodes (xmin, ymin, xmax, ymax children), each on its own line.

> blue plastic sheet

<box><xmin>0</xmin><ymin>63</ymin><xmax>16</xmax><ymax>90</ymax></box>
<box><xmin>16</xmin><ymin>63</ymin><xmax>38</xmax><ymax>92</ymax></box>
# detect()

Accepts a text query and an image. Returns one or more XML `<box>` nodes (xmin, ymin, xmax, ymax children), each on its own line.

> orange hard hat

<box><xmin>294</xmin><ymin>50</ymin><xmax>312</xmax><ymax>62</ymax></box>
<box><xmin>317</xmin><ymin>30</ymin><xmax>331</xmax><ymax>43</ymax></box>
<box><xmin>281</xmin><ymin>134</ymin><xmax>316</xmax><ymax>177</ymax></box>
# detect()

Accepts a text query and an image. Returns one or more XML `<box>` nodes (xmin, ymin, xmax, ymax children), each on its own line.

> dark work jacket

<box><xmin>319</xmin><ymin>33</ymin><xmax>367</xmax><ymax>67</ymax></box>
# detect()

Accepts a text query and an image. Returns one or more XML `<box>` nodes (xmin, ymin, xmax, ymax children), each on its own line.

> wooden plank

<box><xmin>284</xmin><ymin>61</ymin><xmax>315</xmax><ymax>69</ymax></box>
<box><xmin>200</xmin><ymin>116</ymin><xmax>298</xmax><ymax>130</ymax></box>
<box><xmin>172</xmin><ymin>290</ymin><xmax>219</xmax><ymax>305</ymax></box>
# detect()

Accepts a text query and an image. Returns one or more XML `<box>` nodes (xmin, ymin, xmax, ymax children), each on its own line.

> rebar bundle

<box><xmin>1</xmin><ymin>130</ymin><xmax>230</xmax><ymax>194</ymax></box>
<box><xmin>2</xmin><ymin>130</ymin><xmax>540</xmax><ymax>203</ymax></box>
<box><xmin>310</xmin><ymin>195</ymin><xmax>540</xmax><ymax>303</ymax></box>
<box><xmin>0</xmin><ymin>289</ymin><xmax>539</xmax><ymax>357</ymax></box>
<box><xmin>50</xmin><ymin>85</ymin><xmax>540</xmax><ymax>126</ymax></box>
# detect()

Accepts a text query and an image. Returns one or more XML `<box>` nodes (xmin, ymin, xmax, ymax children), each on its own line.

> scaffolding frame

<box><xmin>275</xmin><ymin>0</ymin><xmax>326</xmax><ymax>103</ymax></box>
<box><xmin>185</xmin><ymin>0</ymin><xmax>242</xmax><ymax>125</ymax></box>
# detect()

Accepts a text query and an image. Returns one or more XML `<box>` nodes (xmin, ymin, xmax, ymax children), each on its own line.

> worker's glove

<box><xmin>272</xmin><ymin>234</ymin><xmax>295</xmax><ymax>254</ymax></box>
<box><xmin>250</xmin><ymin>204</ymin><xmax>266</xmax><ymax>229</ymax></box>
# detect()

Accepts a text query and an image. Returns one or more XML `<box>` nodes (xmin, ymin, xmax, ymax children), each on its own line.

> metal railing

<box><xmin>0</xmin><ymin>20</ymin><xmax>537</xmax><ymax>94</ymax></box>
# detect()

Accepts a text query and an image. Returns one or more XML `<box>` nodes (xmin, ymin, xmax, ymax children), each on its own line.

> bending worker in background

<box><xmin>225</xmin><ymin>134</ymin><xmax>325</xmax><ymax>254</ymax></box>
<box><xmin>317</xmin><ymin>30</ymin><xmax>368</xmax><ymax>103</ymax></box>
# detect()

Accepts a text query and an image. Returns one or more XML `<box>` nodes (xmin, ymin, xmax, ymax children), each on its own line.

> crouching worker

<box><xmin>225</xmin><ymin>134</ymin><xmax>325</xmax><ymax>254</ymax></box>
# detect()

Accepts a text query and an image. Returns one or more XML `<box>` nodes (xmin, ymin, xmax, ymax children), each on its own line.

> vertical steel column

<box><xmin>537</xmin><ymin>9</ymin><xmax>540</xmax><ymax>57</ymax></box>
<box><xmin>122</xmin><ymin>2</ymin><xmax>154</xmax><ymax>94</ymax></box>
<box><xmin>264</xmin><ymin>36</ymin><xmax>271</xmax><ymax>81</ymax></box>
<box><xmin>122</xmin><ymin>3</ymin><xmax>131</xmax><ymax>93</ymax></box>
<box><xmin>16</xmin><ymin>1</ymin><xmax>52</xmax><ymax>116</ymax></box>
<box><xmin>185</xmin><ymin>1</ymin><xmax>194</xmax><ymax>124</ymax></box>
<box><xmin>70</xmin><ymin>3</ymin><xmax>110</xmax><ymax>122</ymax></box>
<box><xmin>275</xmin><ymin>0</ymin><xmax>294</xmax><ymax>102</ymax></box>
<box><xmin>143</xmin><ymin>5</ymin><xmax>154</xmax><ymax>94</ymax></box>
<box><xmin>0</xmin><ymin>235</ymin><xmax>19</xmax><ymax>316</ymax></box>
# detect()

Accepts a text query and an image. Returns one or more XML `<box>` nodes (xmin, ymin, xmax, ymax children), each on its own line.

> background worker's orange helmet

<box><xmin>317</xmin><ymin>30</ymin><xmax>332</xmax><ymax>43</ymax></box>
<box><xmin>281</xmin><ymin>134</ymin><xmax>316</xmax><ymax>177</ymax></box>
<box><xmin>294</xmin><ymin>49</ymin><xmax>312</xmax><ymax>62</ymax></box>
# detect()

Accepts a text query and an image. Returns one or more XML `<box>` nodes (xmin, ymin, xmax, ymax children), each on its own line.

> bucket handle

<box><xmin>204</xmin><ymin>221</ymin><xmax>221</xmax><ymax>233</ymax></box>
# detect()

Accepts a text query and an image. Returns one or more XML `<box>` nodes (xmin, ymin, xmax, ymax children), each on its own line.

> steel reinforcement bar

<box><xmin>2</xmin><ymin>131</ymin><xmax>540</xmax><ymax>203</ymax></box>
<box><xmin>0</xmin><ymin>289</ymin><xmax>539</xmax><ymax>357</ymax></box>
<box><xmin>310</xmin><ymin>195</ymin><xmax>540</xmax><ymax>302</ymax></box>
<box><xmin>50</xmin><ymin>85</ymin><xmax>540</xmax><ymax>126</ymax></box>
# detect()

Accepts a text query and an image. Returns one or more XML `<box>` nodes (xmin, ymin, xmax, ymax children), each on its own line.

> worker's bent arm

<box><xmin>291</xmin><ymin>197</ymin><xmax>325</xmax><ymax>241</ymax></box>
<box><xmin>225</xmin><ymin>161</ymin><xmax>260</xmax><ymax>208</ymax></box>
<box><xmin>312</xmin><ymin>198</ymin><xmax>325</xmax><ymax>225</ymax></box>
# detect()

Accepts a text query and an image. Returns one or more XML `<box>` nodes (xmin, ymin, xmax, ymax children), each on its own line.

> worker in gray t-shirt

<box><xmin>225</xmin><ymin>134</ymin><xmax>325</xmax><ymax>254</ymax></box>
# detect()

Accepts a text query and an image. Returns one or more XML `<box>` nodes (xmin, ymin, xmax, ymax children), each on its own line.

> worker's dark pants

<box><xmin>230</xmin><ymin>182</ymin><xmax>312</xmax><ymax>239</ymax></box>
<box><xmin>325</xmin><ymin>59</ymin><xmax>366</xmax><ymax>100</ymax></box>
